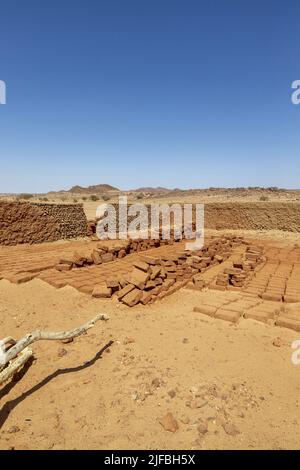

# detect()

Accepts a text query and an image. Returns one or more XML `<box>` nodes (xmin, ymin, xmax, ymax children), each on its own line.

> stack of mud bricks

<box><xmin>91</xmin><ymin>236</ymin><xmax>243</xmax><ymax>306</ymax></box>
<box><xmin>55</xmin><ymin>237</ymin><xmax>180</xmax><ymax>272</ymax></box>
<box><xmin>0</xmin><ymin>201</ymin><xmax>87</xmax><ymax>245</ymax></box>
<box><xmin>285</xmin><ymin>264</ymin><xmax>300</xmax><ymax>303</ymax></box>
<box><xmin>213</xmin><ymin>245</ymin><xmax>264</xmax><ymax>292</ymax></box>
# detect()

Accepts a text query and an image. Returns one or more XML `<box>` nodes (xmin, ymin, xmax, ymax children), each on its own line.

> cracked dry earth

<box><xmin>1</xmin><ymin>272</ymin><xmax>300</xmax><ymax>449</ymax></box>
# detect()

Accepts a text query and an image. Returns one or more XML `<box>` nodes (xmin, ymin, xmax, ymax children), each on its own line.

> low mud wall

<box><xmin>0</xmin><ymin>202</ymin><xmax>87</xmax><ymax>245</ymax></box>
<box><xmin>93</xmin><ymin>202</ymin><xmax>300</xmax><ymax>234</ymax></box>
<box><xmin>205</xmin><ymin>203</ymin><xmax>300</xmax><ymax>231</ymax></box>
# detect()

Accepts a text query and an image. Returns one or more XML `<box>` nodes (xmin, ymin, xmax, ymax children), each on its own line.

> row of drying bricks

<box><xmin>192</xmin><ymin>294</ymin><xmax>300</xmax><ymax>331</ymax></box>
<box><xmin>242</xmin><ymin>261</ymin><xmax>300</xmax><ymax>302</ymax></box>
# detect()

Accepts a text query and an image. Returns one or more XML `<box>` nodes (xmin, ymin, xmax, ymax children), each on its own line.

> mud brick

<box><xmin>211</xmin><ymin>284</ymin><xmax>226</xmax><ymax>291</ymax></box>
<box><xmin>177</xmin><ymin>251</ymin><xmax>188</xmax><ymax>259</ymax></box>
<box><xmin>261</xmin><ymin>293</ymin><xmax>282</xmax><ymax>302</ymax></box>
<box><xmin>185</xmin><ymin>282</ymin><xmax>199</xmax><ymax>290</ymax></box>
<box><xmin>214</xmin><ymin>255</ymin><xmax>223</xmax><ymax>263</ymax></box>
<box><xmin>144</xmin><ymin>280</ymin><xmax>157</xmax><ymax>290</ymax></box>
<box><xmin>162</xmin><ymin>283</ymin><xmax>181</xmax><ymax>297</ymax></box>
<box><xmin>50</xmin><ymin>279</ymin><xmax>67</xmax><ymax>288</ymax></box>
<box><xmin>275</xmin><ymin>316</ymin><xmax>300</xmax><ymax>332</ymax></box>
<box><xmin>118</xmin><ymin>275</ymin><xmax>128</xmax><ymax>288</ymax></box>
<box><xmin>97</xmin><ymin>243</ymin><xmax>109</xmax><ymax>252</ymax></box>
<box><xmin>163</xmin><ymin>261</ymin><xmax>176</xmax><ymax>269</ymax></box>
<box><xmin>122</xmin><ymin>288</ymin><xmax>143</xmax><ymax>306</ymax></box>
<box><xmin>232</xmin><ymin>258</ymin><xmax>244</xmax><ymax>269</ymax></box>
<box><xmin>130</xmin><ymin>267</ymin><xmax>150</xmax><ymax>289</ymax></box>
<box><xmin>284</xmin><ymin>294</ymin><xmax>300</xmax><ymax>303</ymax></box>
<box><xmin>118</xmin><ymin>249</ymin><xmax>126</xmax><ymax>258</ymax></box>
<box><xmin>55</xmin><ymin>263</ymin><xmax>72</xmax><ymax>271</ymax></box>
<box><xmin>140</xmin><ymin>290</ymin><xmax>153</xmax><ymax>305</ymax></box>
<box><xmin>150</xmin><ymin>265</ymin><xmax>161</xmax><ymax>279</ymax></box>
<box><xmin>193</xmin><ymin>274</ymin><xmax>205</xmax><ymax>289</ymax></box>
<box><xmin>151</xmin><ymin>285</ymin><xmax>163</xmax><ymax>295</ymax></box>
<box><xmin>224</xmin><ymin>267</ymin><xmax>242</xmax><ymax>275</ymax></box>
<box><xmin>92</xmin><ymin>284</ymin><xmax>112</xmax><ymax>298</ymax></box>
<box><xmin>78</xmin><ymin>285</ymin><xmax>94</xmax><ymax>294</ymax></box>
<box><xmin>133</xmin><ymin>260</ymin><xmax>150</xmax><ymax>272</ymax></box>
<box><xmin>139</xmin><ymin>255</ymin><xmax>160</xmax><ymax>265</ymax></box>
<box><xmin>167</xmin><ymin>272</ymin><xmax>177</xmax><ymax>279</ymax></box>
<box><xmin>101</xmin><ymin>252</ymin><xmax>114</xmax><ymax>263</ymax></box>
<box><xmin>228</xmin><ymin>285</ymin><xmax>242</xmax><ymax>292</ymax></box>
<box><xmin>96</xmin><ymin>248</ymin><xmax>107</xmax><ymax>255</ymax></box>
<box><xmin>109</xmin><ymin>244</ymin><xmax>124</xmax><ymax>253</ymax></box>
<box><xmin>162</xmin><ymin>278</ymin><xmax>176</xmax><ymax>291</ymax></box>
<box><xmin>73</xmin><ymin>252</ymin><xmax>87</xmax><ymax>266</ymax></box>
<box><xmin>193</xmin><ymin>305</ymin><xmax>217</xmax><ymax>317</ymax></box>
<box><xmin>176</xmin><ymin>266</ymin><xmax>184</xmax><ymax>274</ymax></box>
<box><xmin>106</xmin><ymin>277</ymin><xmax>120</xmax><ymax>290</ymax></box>
<box><xmin>9</xmin><ymin>272</ymin><xmax>36</xmax><ymax>284</ymax></box>
<box><xmin>215</xmin><ymin>308</ymin><xmax>242</xmax><ymax>323</ymax></box>
<box><xmin>245</xmin><ymin>253</ymin><xmax>259</xmax><ymax>261</ymax></box>
<box><xmin>244</xmin><ymin>309</ymin><xmax>275</xmax><ymax>324</ymax></box>
<box><xmin>92</xmin><ymin>250</ymin><xmax>102</xmax><ymax>265</ymax></box>
<box><xmin>201</xmin><ymin>256</ymin><xmax>212</xmax><ymax>263</ymax></box>
<box><xmin>231</xmin><ymin>280</ymin><xmax>245</xmax><ymax>287</ymax></box>
<box><xmin>59</xmin><ymin>258</ymin><xmax>73</xmax><ymax>266</ymax></box>
<box><xmin>183</xmin><ymin>272</ymin><xmax>192</xmax><ymax>280</ymax></box>
<box><xmin>243</xmin><ymin>287</ymin><xmax>263</xmax><ymax>295</ymax></box>
<box><xmin>184</xmin><ymin>265</ymin><xmax>193</xmax><ymax>273</ymax></box>
<box><xmin>154</xmin><ymin>278</ymin><xmax>163</xmax><ymax>285</ymax></box>
<box><xmin>117</xmin><ymin>283</ymin><xmax>135</xmax><ymax>300</ymax></box>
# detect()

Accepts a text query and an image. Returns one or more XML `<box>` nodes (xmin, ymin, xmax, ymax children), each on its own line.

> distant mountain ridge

<box><xmin>67</xmin><ymin>184</ymin><xmax>119</xmax><ymax>194</ymax></box>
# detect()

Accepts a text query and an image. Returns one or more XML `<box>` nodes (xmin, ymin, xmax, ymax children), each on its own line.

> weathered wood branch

<box><xmin>0</xmin><ymin>347</ymin><xmax>33</xmax><ymax>386</ymax></box>
<box><xmin>1</xmin><ymin>313</ymin><xmax>109</xmax><ymax>368</ymax></box>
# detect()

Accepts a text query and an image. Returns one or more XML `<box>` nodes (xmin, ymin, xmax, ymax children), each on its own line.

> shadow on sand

<box><xmin>0</xmin><ymin>340</ymin><xmax>113</xmax><ymax>429</ymax></box>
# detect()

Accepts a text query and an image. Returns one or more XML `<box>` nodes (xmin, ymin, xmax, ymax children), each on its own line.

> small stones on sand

<box><xmin>168</xmin><ymin>389</ymin><xmax>176</xmax><ymax>398</ymax></box>
<box><xmin>197</xmin><ymin>421</ymin><xmax>208</xmax><ymax>435</ymax></box>
<box><xmin>6</xmin><ymin>425</ymin><xmax>20</xmax><ymax>434</ymax></box>
<box><xmin>222</xmin><ymin>422</ymin><xmax>240</xmax><ymax>436</ymax></box>
<box><xmin>159</xmin><ymin>412</ymin><xmax>179</xmax><ymax>433</ymax></box>
<box><xmin>272</xmin><ymin>337</ymin><xmax>283</xmax><ymax>347</ymax></box>
<box><xmin>151</xmin><ymin>377</ymin><xmax>161</xmax><ymax>388</ymax></box>
<box><xmin>57</xmin><ymin>347</ymin><xmax>67</xmax><ymax>357</ymax></box>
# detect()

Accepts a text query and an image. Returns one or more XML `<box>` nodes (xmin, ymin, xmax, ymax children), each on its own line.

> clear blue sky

<box><xmin>0</xmin><ymin>0</ymin><xmax>299</xmax><ymax>192</ymax></box>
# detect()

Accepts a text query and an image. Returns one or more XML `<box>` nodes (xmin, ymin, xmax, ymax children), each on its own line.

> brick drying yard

<box><xmin>1</xmin><ymin>200</ymin><xmax>300</xmax><ymax>449</ymax></box>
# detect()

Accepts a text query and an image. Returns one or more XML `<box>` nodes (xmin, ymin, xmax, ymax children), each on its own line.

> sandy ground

<box><xmin>1</xmin><ymin>277</ymin><xmax>300</xmax><ymax>450</ymax></box>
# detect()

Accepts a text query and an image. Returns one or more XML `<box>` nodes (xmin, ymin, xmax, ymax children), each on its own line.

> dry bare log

<box><xmin>0</xmin><ymin>347</ymin><xmax>33</xmax><ymax>386</ymax></box>
<box><xmin>0</xmin><ymin>313</ymin><xmax>109</xmax><ymax>377</ymax></box>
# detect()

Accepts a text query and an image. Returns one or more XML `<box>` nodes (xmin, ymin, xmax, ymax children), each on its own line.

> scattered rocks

<box><xmin>6</xmin><ymin>425</ymin><xmax>20</xmax><ymax>434</ymax></box>
<box><xmin>151</xmin><ymin>377</ymin><xmax>161</xmax><ymax>388</ymax></box>
<box><xmin>123</xmin><ymin>336</ymin><xmax>135</xmax><ymax>345</ymax></box>
<box><xmin>222</xmin><ymin>422</ymin><xmax>240</xmax><ymax>436</ymax></box>
<box><xmin>159</xmin><ymin>412</ymin><xmax>179</xmax><ymax>433</ymax></box>
<box><xmin>168</xmin><ymin>389</ymin><xmax>176</xmax><ymax>398</ymax></box>
<box><xmin>273</xmin><ymin>337</ymin><xmax>283</xmax><ymax>347</ymax></box>
<box><xmin>197</xmin><ymin>421</ymin><xmax>208</xmax><ymax>435</ymax></box>
<box><xmin>57</xmin><ymin>348</ymin><xmax>67</xmax><ymax>358</ymax></box>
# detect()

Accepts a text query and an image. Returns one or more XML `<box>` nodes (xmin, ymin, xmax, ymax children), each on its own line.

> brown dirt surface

<box><xmin>1</xmin><ymin>233</ymin><xmax>300</xmax><ymax>450</ymax></box>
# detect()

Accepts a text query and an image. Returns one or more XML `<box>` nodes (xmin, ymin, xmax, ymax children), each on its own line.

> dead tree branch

<box><xmin>0</xmin><ymin>313</ymin><xmax>109</xmax><ymax>371</ymax></box>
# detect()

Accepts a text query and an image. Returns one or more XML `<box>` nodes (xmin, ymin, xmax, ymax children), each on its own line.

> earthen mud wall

<box><xmin>0</xmin><ymin>202</ymin><xmax>87</xmax><ymax>245</ymax></box>
<box><xmin>95</xmin><ymin>202</ymin><xmax>300</xmax><ymax>233</ymax></box>
<box><xmin>204</xmin><ymin>202</ymin><xmax>300</xmax><ymax>231</ymax></box>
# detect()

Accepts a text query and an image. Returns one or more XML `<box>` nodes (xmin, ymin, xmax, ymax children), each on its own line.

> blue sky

<box><xmin>0</xmin><ymin>0</ymin><xmax>299</xmax><ymax>192</ymax></box>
